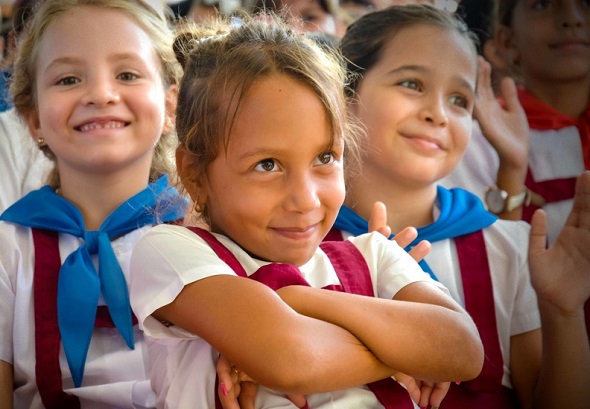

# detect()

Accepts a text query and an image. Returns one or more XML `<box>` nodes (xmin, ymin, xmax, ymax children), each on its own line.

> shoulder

<box><xmin>478</xmin><ymin>219</ymin><xmax>531</xmax><ymax>276</ymax></box>
<box><xmin>484</xmin><ymin>218</ymin><xmax>530</xmax><ymax>249</ymax></box>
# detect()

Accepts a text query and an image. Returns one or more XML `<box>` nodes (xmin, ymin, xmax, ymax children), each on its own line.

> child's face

<box><xmin>28</xmin><ymin>6</ymin><xmax>172</xmax><ymax>183</ymax></box>
<box><xmin>200</xmin><ymin>74</ymin><xmax>345</xmax><ymax>266</ymax></box>
<box><xmin>504</xmin><ymin>0</ymin><xmax>590</xmax><ymax>84</ymax></box>
<box><xmin>350</xmin><ymin>23</ymin><xmax>476</xmax><ymax>186</ymax></box>
<box><xmin>282</xmin><ymin>0</ymin><xmax>344</xmax><ymax>37</ymax></box>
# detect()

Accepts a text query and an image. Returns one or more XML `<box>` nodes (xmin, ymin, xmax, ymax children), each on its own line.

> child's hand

<box><xmin>216</xmin><ymin>354</ymin><xmax>308</xmax><ymax>408</ymax></box>
<box><xmin>528</xmin><ymin>171</ymin><xmax>590</xmax><ymax>314</ymax></box>
<box><xmin>369</xmin><ymin>201</ymin><xmax>431</xmax><ymax>263</ymax></box>
<box><xmin>394</xmin><ymin>372</ymin><xmax>450</xmax><ymax>409</ymax></box>
<box><xmin>473</xmin><ymin>56</ymin><xmax>529</xmax><ymax>175</ymax></box>
<box><xmin>217</xmin><ymin>354</ymin><xmax>256</xmax><ymax>409</ymax></box>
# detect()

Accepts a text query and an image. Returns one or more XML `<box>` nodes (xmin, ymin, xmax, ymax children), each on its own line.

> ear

<box><xmin>163</xmin><ymin>84</ymin><xmax>178</xmax><ymax>135</ymax></box>
<box><xmin>25</xmin><ymin>110</ymin><xmax>43</xmax><ymax>144</ymax></box>
<box><xmin>176</xmin><ymin>145</ymin><xmax>208</xmax><ymax>206</ymax></box>
<box><xmin>491</xmin><ymin>25</ymin><xmax>519</xmax><ymax>72</ymax></box>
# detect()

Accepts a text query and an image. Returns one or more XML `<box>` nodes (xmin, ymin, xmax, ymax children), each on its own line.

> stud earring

<box><xmin>194</xmin><ymin>200</ymin><xmax>205</xmax><ymax>213</ymax></box>
<box><xmin>37</xmin><ymin>137</ymin><xmax>45</xmax><ymax>146</ymax></box>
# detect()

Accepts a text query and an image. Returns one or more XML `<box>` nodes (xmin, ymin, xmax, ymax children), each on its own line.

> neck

<box><xmin>345</xmin><ymin>168</ymin><xmax>438</xmax><ymax>234</ymax></box>
<box><xmin>58</xmin><ymin>167</ymin><xmax>152</xmax><ymax>230</ymax></box>
<box><xmin>523</xmin><ymin>75</ymin><xmax>590</xmax><ymax>118</ymax></box>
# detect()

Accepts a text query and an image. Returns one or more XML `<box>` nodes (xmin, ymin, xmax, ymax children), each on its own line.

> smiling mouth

<box><xmin>76</xmin><ymin>120</ymin><xmax>128</xmax><ymax>132</ymax></box>
<box><xmin>550</xmin><ymin>41</ymin><xmax>590</xmax><ymax>49</ymax></box>
<box><xmin>272</xmin><ymin>224</ymin><xmax>320</xmax><ymax>238</ymax></box>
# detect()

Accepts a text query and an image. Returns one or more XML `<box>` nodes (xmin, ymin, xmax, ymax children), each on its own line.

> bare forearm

<box><xmin>279</xmin><ymin>283</ymin><xmax>483</xmax><ymax>382</ymax></box>
<box><xmin>158</xmin><ymin>275</ymin><xmax>393</xmax><ymax>394</ymax></box>
<box><xmin>534</xmin><ymin>303</ymin><xmax>590</xmax><ymax>409</ymax></box>
<box><xmin>0</xmin><ymin>360</ymin><xmax>13</xmax><ymax>409</ymax></box>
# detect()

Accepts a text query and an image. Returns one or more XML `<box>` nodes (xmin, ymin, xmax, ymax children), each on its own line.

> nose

<box><xmin>419</xmin><ymin>94</ymin><xmax>449</xmax><ymax>127</ymax></box>
<box><xmin>558</xmin><ymin>2</ymin><xmax>585</xmax><ymax>28</ymax></box>
<box><xmin>283</xmin><ymin>171</ymin><xmax>321</xmax><ymax>213</ymax></box>
<box><xmin>81</xmin><ymin>75</ymin><xmax>120</xmax><ymax>107</ymax></box>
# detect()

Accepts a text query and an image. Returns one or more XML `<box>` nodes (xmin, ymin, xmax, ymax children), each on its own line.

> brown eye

<box><xmin>255</xmin><ymin>159</ymin><xmax>278</xmax><ymax>172</ymax></box>
<box><xmin>316</xmin><ymin>152</ymin><xmax>334</xmax><ymax>165</ymax></box>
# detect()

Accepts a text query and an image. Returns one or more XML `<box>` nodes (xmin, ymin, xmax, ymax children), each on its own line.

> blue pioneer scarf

<box><xmin>0</xmin><ymin>175</ymin><xmax>187</xmax><ymax>387</ymax></box>
<box><xmin>334</xmin><ymin>185</ymin><xmax>497</xmax><ymax>279</ymax></box>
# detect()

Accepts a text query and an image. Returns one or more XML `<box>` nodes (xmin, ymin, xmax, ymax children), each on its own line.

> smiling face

<box><xmin>28</xmin><ymin>5</ymin><xmax>171</xmax><ymax>185</ymax></box>
<box><xmin>350</xmin><ymin>23</ymin><xmax>477</xmax><ymax>187</ymax></box>
<box><xmin>198</xmin><ymin>73</ymin><xmax>345</xmax><ymax>266</ymax></box>
<box><xmin>503</xmin><ymin>0</ymin><xmax>590</xmax><ymax>85</ymax></box>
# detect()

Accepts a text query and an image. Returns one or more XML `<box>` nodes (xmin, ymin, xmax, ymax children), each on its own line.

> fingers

<box><xmin>393</xmin><ymin>373</ymin><xmax>422</xmax><ymax>406</ymax></box>
<box><xmin>528</xmin><ymin>208</ymin><xmax>548</xmax><ymax>258</ymax></box>
<box><xmin>428</xmin><ymin>381</ymin><xmax>451</xmax><ymax>409</ymax></box>
<box><xmin>417</xmin><ymin>382</ymin><xmax>434</xmax><ymax>408</ymax></box>
<box><xmin>237</xmin><ymin>382</ymin><xmax>258</xmax><ymax>409</ymax></box>
<box><xmin>368</xmin><ymin>201</ymin><xmax>391</xmax><ymax>238</ymax></box>
<box><xmin>568</xmin><ymin>171</ymin><xmax>590</xmax><ymax>230</ymax></box>
<box><xmin>392</xmin><ymin>226</ymin><xmax>418</xmax><ymax>248</ymax></box>
<box><xmin>498</xmin><ymin>75</ymin><xmax>521</xmax><ymax>114</ymax></box>
<box><xmin>216</xmin><ymin>356</ymin><xmax>241</xmax><ymax>409</ymax></box>
<box><xmin>406</xmin><ymin>239</ymin><xmax>431</xmax><ymax>263</ymax></box>
<box><xmin>286</xmin><ymin>394</ymin><xmax>308</xmax><ymax>408</ymax></box>
<box><xmin>476</xmin><ymin>56</ymin><xmax>493</xmax><ymax>100</ymax></box>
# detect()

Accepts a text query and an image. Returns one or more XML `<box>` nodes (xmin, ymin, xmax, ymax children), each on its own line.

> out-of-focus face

<box><xmin>372</xmin><ymin>0</ymin><xmax>458</xmax><ymax>12</ymax></box>
<box><xmin>350</xmin><ymin>23</ymin><xmax>477</xmax><ymax>188</ymax></box>
<box><xmin>281</xmin><ymin>0</ymin><xmax>346</xmax><ymax>37</ymax></box>
<box><xmin>504</xmin><ymin>0</ymin><xmax>590</xmax><ymax>85</ymax></box>
<box><xmin>200</xmin><ymin>74</ymin><xmax>345</xmax><ymax>266</ymax></box>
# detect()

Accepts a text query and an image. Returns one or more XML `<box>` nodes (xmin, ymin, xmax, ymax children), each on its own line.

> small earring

<box><xmin>194</xmin><ymin>200</ymin><xmax>205</xmax><ymax>213</ymax></box>
<box><xmin>37</xmin><ymin>137</ymin><xmax>45</xmax><ymax>146</ymax></box>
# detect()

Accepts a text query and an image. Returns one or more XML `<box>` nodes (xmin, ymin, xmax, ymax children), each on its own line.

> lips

<box><xmin>549</xmin><ymin>39</ymin><xmax>590</xmax><ymax>50</ymax></box>
<box><xmin>271</xmin><ymin>223</ymin><xmax>320</xmax><ymax>239</ymax></box>
<box><xmin>403</xmin><ymin>133</ymin><xmax>445</xmax><ymax>151</ymax></box>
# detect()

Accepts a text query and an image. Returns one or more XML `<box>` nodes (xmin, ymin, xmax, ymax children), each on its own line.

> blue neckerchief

<box><xmin>334</xmin><ymin>185</ymin><xmax>498</xmax><ymax>280</ymax></box>
<box><xmin>0</xmin><ymin>175</ymin><xmax>187</xmax><ymax>387</ymax></box>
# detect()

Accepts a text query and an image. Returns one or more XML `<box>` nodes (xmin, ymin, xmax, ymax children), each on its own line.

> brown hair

<box><xmin>11</xmin><ymin>0</ymin><xmax>182</xmax><ymax>188</ymax></box>
<box><xmin>492</xmin><ymin>0</ymin><xmax>518</xmax><ymax>30</ymax></box>
<box><xmin>173</xmin><ymin>14</ymin><xmax>362</xmax><ymax>218</ymax></box>
<box><xmin>340</xmin><ymin>4</ymin><xmax>479</xmax><ymax>95</ymax></box>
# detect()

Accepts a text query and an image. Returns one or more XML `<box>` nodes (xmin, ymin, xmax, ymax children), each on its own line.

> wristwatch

<box><xmin>484</xmin><ymin>187</ymin><xmax>528</xmax><ymax>214</ymax></box>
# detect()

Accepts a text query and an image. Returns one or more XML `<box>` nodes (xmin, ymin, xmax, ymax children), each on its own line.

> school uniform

<box><xmin>329</xmin><ymin>186</ymin><xmax>540</xmax><ymax>407</ymax></box>
<box><xmin>441</xmin><ymin>89</ymin><xmax>590</xmax><ymax>246</ymax></box>
<box><xmin>129</xmin><ymin>224</ymin><xmax>444</xmax><ymax>409</ymax></box>
<box><xmin>0</xmin><ymin>224</ymin><xmax>155</xmax><ymax>409</ymax></box>
<box><xmin>0</xmin><ymin>176</ymin><xmax>187</xmax><ymax>409</ymax></box>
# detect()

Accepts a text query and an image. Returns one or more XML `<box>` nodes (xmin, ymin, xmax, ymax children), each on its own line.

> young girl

<box><xmin>0</xmin><ymin>1</ymin><xmax>187</xmax><ymax>408</ymax></box>
<box><xmin>331</xmin><ymin>4</ymin><xmax>590</xmax><ymax>408</ymax></box>
<box><xmin>128</xmin><ymin>14</ymin><xmax>484</xmax><ymax>409</ymax></box>
<box><xmin>443</xmin><ymin>0</ymin><xmax>590</xmax><ymax>244</ymax></box>
<box><xmin>441</xmin><ymin>0</ymin><xmax>590</xmax><ymax>362</ymax></box>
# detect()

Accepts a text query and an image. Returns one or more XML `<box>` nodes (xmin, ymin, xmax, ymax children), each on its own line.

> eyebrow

<box><xmin>43</xmin><ymin>52</ymin><xmax>146</xmax><ymax>74</ymax></box>
<box><xmin>387</xmin><ymin>64</ymin><xmax>475</xmax><ymax>94</ymax></box>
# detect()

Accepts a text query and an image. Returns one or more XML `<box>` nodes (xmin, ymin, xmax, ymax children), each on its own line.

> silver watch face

<box><xmin>485</xmin><ymin>189</ymin><xmax>506</xmax><ymax>214</ymax></box>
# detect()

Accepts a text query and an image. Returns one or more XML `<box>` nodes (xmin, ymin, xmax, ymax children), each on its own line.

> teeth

<box><xmin>79</xmin><ymin>121</ymin><xmax>125</xmax><ymax>132</ymax></box>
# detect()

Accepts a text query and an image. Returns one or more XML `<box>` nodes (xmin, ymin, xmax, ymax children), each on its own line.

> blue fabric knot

<box><xmin>0</xmin><ymin>175</ymin><xmax>188</xmax><ymax>387</ymax></box>
<box><xmin>84</xmin><ymin>230</ymin><xmax>101</xmax><ymax>254</ymax></box>
<box><xmin>333</xmin><ymin>185</ymin><xmax>497</xmax><ymax>280</ymax></box>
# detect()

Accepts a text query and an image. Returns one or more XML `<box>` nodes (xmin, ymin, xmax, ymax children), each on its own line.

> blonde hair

<box><xmin>173</xmin><ymin>14</ymin><xmax>362</xmax><ymax>219</ymax></box>
<box><xmin>11</xmin><ymin>0</ymin><xmax>182</xmax><ymax>188</ymax></box>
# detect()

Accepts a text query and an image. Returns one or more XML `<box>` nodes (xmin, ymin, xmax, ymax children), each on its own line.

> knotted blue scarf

<box><xmin>334</xmin><ymin>185</ymin><xmax>498</xmax><ymax>280</ymax></box>
<box><xmin>0</xmin><ymin>175</ymin><xmax>187</xmax><ymax>387</ymax></box>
